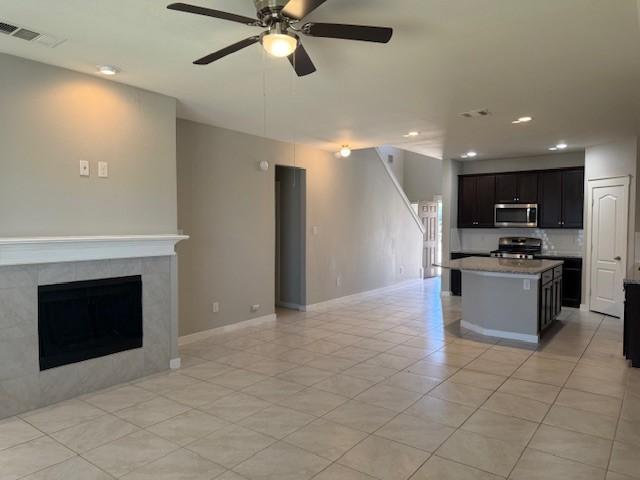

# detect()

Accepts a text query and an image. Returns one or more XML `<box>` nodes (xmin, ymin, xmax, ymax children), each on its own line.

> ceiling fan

<box><xmin>167</xmin><ymin>0</ymin><xmax>393</xmax><ymax>76</ymax></box>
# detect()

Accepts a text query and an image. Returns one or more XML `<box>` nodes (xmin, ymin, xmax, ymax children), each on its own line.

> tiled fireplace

<box><xmin>0</xmin><ymin>235</ymin><xmax>186</xmax><ymax>419</ymax></box>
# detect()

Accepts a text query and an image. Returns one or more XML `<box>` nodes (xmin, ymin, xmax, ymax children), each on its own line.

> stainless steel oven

<box><xmin>494</xmin><ymin>204</ymin><xmax>538</xmax><ymax>228</ymax></box>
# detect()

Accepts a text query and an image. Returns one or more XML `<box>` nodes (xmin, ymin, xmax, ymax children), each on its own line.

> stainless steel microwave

<box><xmin>494</xmin><ymin>204</ymin><xmax>538</xmax><ymax>228</ymax></box>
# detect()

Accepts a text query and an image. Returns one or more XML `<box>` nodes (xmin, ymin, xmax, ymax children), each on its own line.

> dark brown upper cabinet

<box><xmin>495</xmin><ymin>173</ymin><xmax>538</xmax><ymax>204</ymax></box>
<box><xmin>539</xmin><ymin>168</ymin><xmax>584</xmax><ymax>229</ymax></box>
<box><xmin>458</xmin><ymin>175</ymin><xmax>495</xmax><ymax>228</ymax></box>
<box><xmin>458</xmin><ymin>167</ymin><xmax>583</xmax><ymax>230</ymax></box>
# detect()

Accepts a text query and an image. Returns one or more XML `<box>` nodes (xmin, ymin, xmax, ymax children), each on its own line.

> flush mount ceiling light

<box><xmin>461</xmin><ymin>151</ymin><xmax>477</xmax><ymax>159</ymax></box>
<box><xmin>339</xmin><ymin>145</ymin><xmax>352</xmax><ymax>158</ymax></box>
<box><xmin>549</xmin><ymin>143</ymin><xmax>568</xmax><ymax>151</ymax></box>
<box><xmin>261</xmin><ymin>24</ymin><xmax>298</xmax><ymax>58</ymax></box>
<box><xmin>512</xmin><ymin>116</ymin><xmax>533</xmax><ymax>124</ymax></box>
<box><xmin>403</xmin><ymin>131</ymin><xmax>420</xmax><ymax>138</ymax></box>
<box><xmin>97</xmin><ymin>65</ymin><xmax>120</xmax><ymax>75</ymax></box>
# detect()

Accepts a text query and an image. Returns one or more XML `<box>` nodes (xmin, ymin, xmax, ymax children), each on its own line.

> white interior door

<box><xmin>420</xmin><ymin>201</ymin><xmax>438</xmax><ymax>278</ymax></box>
<box><xmin>589</xmin><ymin>179</ymin><xmax>628</xmax><ymax>317</ymax></box>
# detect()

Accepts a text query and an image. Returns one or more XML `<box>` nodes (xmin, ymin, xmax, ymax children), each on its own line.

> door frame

<box><xmin>585</xmin><ymin>175</ymin><xmax>630</xmax><ymax>314</ymax></box>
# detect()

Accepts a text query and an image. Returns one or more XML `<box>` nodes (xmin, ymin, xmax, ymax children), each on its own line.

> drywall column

<box><xmin>441</xmin><ymin>158</ymin><xmax>462</xmax><ymax>294</ymax></box>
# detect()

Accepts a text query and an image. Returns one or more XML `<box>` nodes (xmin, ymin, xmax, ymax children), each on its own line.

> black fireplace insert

<box><xmin>38</xmin><ymin>276</ymin><xmax>143</xmax><ymax>370</ymax></box>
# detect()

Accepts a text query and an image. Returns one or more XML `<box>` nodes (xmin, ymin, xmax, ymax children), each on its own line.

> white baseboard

<box><xmin>580</xmin><ymin>303</ymin><xmax>589</xmax><ymax>312</ymax></box>
<box><xmin>441</xmin><ymin>291</ymin><xmax>453</xmax><ymax>297</ymax></box>
<box><xmin>169</xmin><ymin>358</ymin><xmax>181</xmax><ymax>369</ymax></box>
<box><xmin>461</xmin><ymin>320</ymin><xmax>539</xmax><ymax>344</ymax></box>
<box><xmin>178</xmin><ymin>313</ymin><xmax>277</xmax><ymax>346</ymax></box>
<box><xmin>305</xmin><ymin>279</ymin><xmax>423</xmax><ymax>312</ymax></box>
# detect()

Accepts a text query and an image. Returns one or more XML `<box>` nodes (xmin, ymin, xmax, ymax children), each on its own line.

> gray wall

<box><xmin>0</xmin><ymin>54</ymin><xmax>178</xmax><ymax>236</ymax></box>
<box><xmin>177</xmin><ymin>120</ymin><xmax>423</xmax><ymax>336</ymax></box>
<box><xmin>402</xmin><ymin>151</ymin><xmax>443</xmax><ymax>203</ymax></box>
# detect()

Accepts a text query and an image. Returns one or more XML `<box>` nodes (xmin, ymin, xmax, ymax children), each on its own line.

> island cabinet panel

<box><xmin>539</xmin><ymin>267</ymin><xmax>562</xmax><ymax>334</ymax></box>
<box><xmin>624</xmin><ymin>282</ymin><xmax>640</xmax><ymax>367</ymax></box>
<box><xmin>536</xmin><ymin>256</ymin><xmax>582</xmax><ymax>308</ymax></box>
<box><xmin>495</xmin><ymin>173</ymin><xmax>538</xmax><ymax>204</ymax></box>
<box><xmin>458</xmin><ymin>175</ymin><xmax>495</xmax><ymax>228</ymax></box>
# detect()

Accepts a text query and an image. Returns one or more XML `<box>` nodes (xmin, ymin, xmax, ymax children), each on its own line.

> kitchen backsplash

<box><xmin>457</xmin><ymin>228</ymin><xmax>584</xmax><ymax>257</ymax></box>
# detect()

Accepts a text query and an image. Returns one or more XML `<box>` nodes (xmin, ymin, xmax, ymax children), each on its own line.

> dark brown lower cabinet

<box><xmin>539</xmin><ymin>267</ymin><xmax>562</xmax><ymax>334</ymax></box>
<box><xmin>624</xmin><ymin>282</ymin><xmax>640</xmax><ymax>367</ymax></box>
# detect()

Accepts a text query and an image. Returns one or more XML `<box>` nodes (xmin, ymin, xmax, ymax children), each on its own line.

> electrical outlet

<box><xmin>523</xmin><ymin>279</ymin><xmax>531</xmax><ymax>290</ymax></box>
<box><xmin>98</xmin><ymin>161</ymin><xmax>108</xmax><ymax>178</ymax></box>
<box><xmin>79</xmin><ymin>160</ymin><xmax>90</xmax><ymax>177</ymax></box>
<box><xmin>336</xmin><ymin>275</ymin><xmax>342</xmax><ymax>287</ymax></box>
<box><xmin>400</xmin><ymin>266</ymin><xmax>404</xmax><ymax>274</ymax></box>
<box><xmin>212</xmin><ymin>302</ymin><xmax>219</xmax><ymax>313</ymax></box>
<box><xmin>251</xmin><ymin>304</ymin><xmax>260</xmax><ymax>312</ymax></box>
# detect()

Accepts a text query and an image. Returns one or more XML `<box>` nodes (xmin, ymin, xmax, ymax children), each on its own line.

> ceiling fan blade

<box><xmin>194</xmin><ymin>36</ymin><xmax>261</xmax><ymax>65</ymax></box>
<box><xmin>304</xmin><ymin>23</ymin><xmax>393</xmax><ymax>43</ymax></box>
<box><xmin>282</xmin><ymin>0</ymin><xmax>328</xmax><ymax>20</ymax></box>
<box><xmin>288</xmin><ymin>44</ymin><xmax>317</xmax><ymax>77</ymax></box>
<box><xmin>167</xmin><ymin>3</ymin><xmax>258</xmax><ymax>25</ymax></box>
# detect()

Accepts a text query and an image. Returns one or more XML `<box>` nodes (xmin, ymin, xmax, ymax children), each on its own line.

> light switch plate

<box><xmin>98</xmin><ymin>161</ymin><xmax>108</xmax><ymax>178</ymax></box>
<box><xmin>79</xmin><ymin>160</ymin><xmax>90</xmax><ymax>177</ymax></box>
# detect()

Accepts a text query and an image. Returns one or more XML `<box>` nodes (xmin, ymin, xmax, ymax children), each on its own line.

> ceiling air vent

<box><xmin>0</xmin><ymin>21</ymin><xmax>18</xmax><ymax>35</ymax></box>
<box><xmin>0</xmin><ymin>19</ymin><xmax>65</xmax><ymax>47</ymax></box>
<box><xmin>460</xmin><ymin>109</ymin><xmax>490</xmax><ymax>118</ymax></box>
<box><xmin>13</xmin><ymin>28</ymin><xmax>40</xmax><ymax>41</ymax></box>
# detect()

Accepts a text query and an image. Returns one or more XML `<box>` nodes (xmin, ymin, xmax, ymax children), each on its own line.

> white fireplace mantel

<box><xmin>0</xmin><ymin>235</ymin><xmax>189</xmax><ymax>266</ymax></box>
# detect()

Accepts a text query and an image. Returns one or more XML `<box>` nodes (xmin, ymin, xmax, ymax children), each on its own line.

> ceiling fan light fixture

<box><xmin>261</xmin><ymin>24</ymin><xmax>298</xmax><ymax>58</ymax></box>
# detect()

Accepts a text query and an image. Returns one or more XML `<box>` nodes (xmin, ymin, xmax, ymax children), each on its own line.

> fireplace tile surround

<box><xmin>0</xmin><ymin>256</ymin><xmax>178</xmax><ymax>419</ymax></box>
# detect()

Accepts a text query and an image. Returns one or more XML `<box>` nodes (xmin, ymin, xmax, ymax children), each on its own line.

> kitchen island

<box><xmin>442</xmin><ymin>257</ymin><xmax>564</xmax><ymax>343</ymax></box>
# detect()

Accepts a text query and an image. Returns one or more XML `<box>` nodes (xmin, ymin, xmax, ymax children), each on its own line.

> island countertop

<box><xmin>441</xmin><ymin>256</ymin><xmax>564</xmax><ymax>275</ymax></box>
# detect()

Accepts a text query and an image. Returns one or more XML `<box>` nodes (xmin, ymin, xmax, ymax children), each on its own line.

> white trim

<box><xmin>374</xmin><ymin>148</ymin><xmax>425</xmax><ymax>234</ymax></box>
<box><xmin>179</xmin><ymin>313</ymin><xmax>277</xmax><ymax>346</ymax></box>
<box><xmin>440</xmin><ymin>291</ymin><xmax>453</xmax><ymax>297</ymax></box>
<box><xmin>580</xmin><ymin>303</ymin><xmax>589</xmax><ymax>312</ymax></box>
<box><xmin>585</xmin><ymin>175</ymin><xmax>630</xmax><ymax>316</ymax></box>
<box><xmin>169</xmin><ymin>358</ymin><xmax>181</xmax><ymax>370</ymax></box>
<box><xmin>0</xmin><ymin>235</ymin><xmax>189</xmax><ymax>266</ymax></box>
<box><xmin>461</xmin><ymin>270</ymin><xmax>541</xmax><ymax>280</ymax></box>
<box><xmin>461</xmin><ymin>320</ymin><xmax>539</xmax><ymax>344</ymax></box>
<box><xmin>305</xmin><ymin>279</ymin><xmax>422</xmax><ymax>311</ymax></box>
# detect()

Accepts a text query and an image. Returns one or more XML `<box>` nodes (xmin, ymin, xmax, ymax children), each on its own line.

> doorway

<box><xmin>587</xmin><ymin>176</ymin><xmax>629</xmax><ymax>317</ymax></box>
<box><xmin>417</xmin><ymin>198</ymin><xmax>443</xmax><ymax>278</ymax></box>
<box><xmin>275</xmin><ymin>165</ymin><xmax>307</xmax><ymax>311</ymax></box>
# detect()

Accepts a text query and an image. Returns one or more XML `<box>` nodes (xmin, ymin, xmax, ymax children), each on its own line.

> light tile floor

<box><xmin>2</xmin><ymin>278</ymin><xmax>639</xmax><ymax>479</ymax></box>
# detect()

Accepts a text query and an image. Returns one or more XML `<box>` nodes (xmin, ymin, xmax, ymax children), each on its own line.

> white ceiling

<box><xmin>1</xmin><ymin>0</ymin><xmax>639</xmax><ymax>160</ymax></box>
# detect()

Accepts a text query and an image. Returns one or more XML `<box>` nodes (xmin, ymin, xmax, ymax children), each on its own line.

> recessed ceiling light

<box><xmin>403</xmin><ymin>131</ymin><xmax>420</xmax><ymax>138</ymax></box>
<box><xmin>512</xmin><ymin>116</ymin><xmax>533</xmax><ymax>124</ymax></box>
<box><xmin>548</xmin><ymin>147</ymin><xmax>558</xmax><ymax>151</ymax></box>
<box><xmin>97</xmin><ymin>65</ymin><xmax>120</xmax><ymax>75</ymax></box>
<box><xmin>556</xmin><ymin>143</ymin><xmax>568</xmax><ymax>149</ymax></box>
<box><xmin>465</xmin><ymin>151</ymin><xmax>478</xmax><ymax>158</ymax></box>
